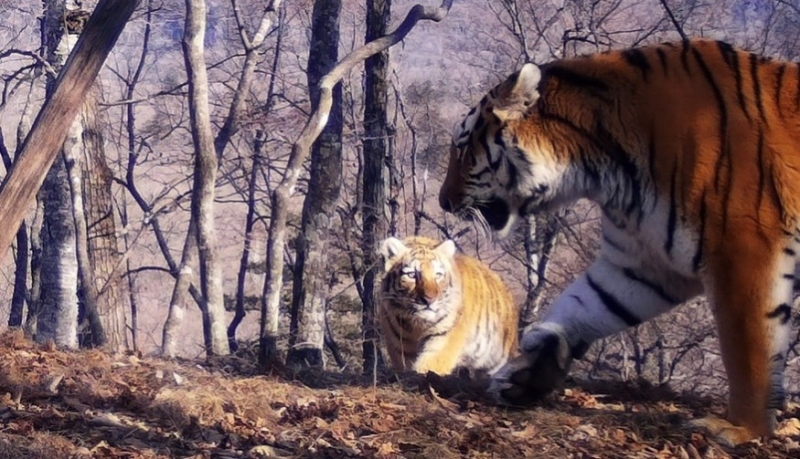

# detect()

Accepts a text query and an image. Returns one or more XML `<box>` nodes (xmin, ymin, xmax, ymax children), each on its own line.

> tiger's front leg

<box><xmin>489</xmin><ymin>252</ymin><xmax>693</xmax><ymax>404</ymax></box>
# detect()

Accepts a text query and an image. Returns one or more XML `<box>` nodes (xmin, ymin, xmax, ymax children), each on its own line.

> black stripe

<box><xmin>756</xmin><ymin>129</ymin><xmax>766</xmax><ymax>212</ymax></box>
<box><xmin>622</xmin><ymin>48</ymin><xmax>651</xmax><ymax>80</ymax></box>
<box><xmin>569</xmin><ymin>294</ymin><xmax>586</xmax><ymax>308</ymax></box>
<box><xmin>692</xmin><ymin>189</ymin><xmax>708</xmax><ymax>272</ymax></box>
<box><xmin>586</xmin><ymin>274</ymin><xmax>640</xmax><ymax>327</ymax></box>
<box><xmin>784</xmin><ymin>247</ymin><xmax>796</xmax><ymax>256</ymax></box>
<box><xmin>481</xmin><ymin>135</ymin><xmax>500</xmax><ymax>171</ymax></box>
<box><xmin>692</xmin><ymin>48</ymin><xmax>730</xmax><ymax>193</ymax></box>
<box><xmin>783</xmin><ymin>273</ymin><xmax>795</xmax><ymax>280</ymax></box>
<box><xmin>664</xmin><ymin>161</ymin><xmax>678</xmax><ymax>255</ymax></box>
<box><xmin>419</xmin><ymin>329</ymin><xmax>448</xmax><ymax>346</ymax></box>
<box><xmin>472</xmin><ymin>115</ymin><xmax>485</xmax><ymax>132</ymax></box>
<box><xmin>717</xmin><ymin>41</ymin><xmax>749</xmax><ymax>121</ymax></box>
<box><xmin>493</xmin><ymin>128</ymin><xmax>506</xmax><ymax>149</ymax></box>
<box><xmin>795</xmin><ymin>63</ymin><xmax>800</xmax><ymax>111</ymax></box>
<box><xmin>750</xmin><ymin>53</ymin><xmax>766</xmax><ymax>122</ymax></box>
<box><xmin>766</xmin><ymin>303</ymin><xmax>792</xmax><ymax>325</ymax></box>
<box><xmin>656</xmin><ymin>48</ymin><xmax>668</xmax><ymax>76</ymax></box>
<box><xmin>622</xmin><ymin>268</ymin><xmax>679</xmax><ymax>304</ymax></box>
<box><xmin>602</xmin><ymin>234</ymin><xmax>627</xmax><ymax>253</ymax></box>
<box><xmin>680</xmin><ymin>40</ymin><xmax>692</xmax><ymax>74</ymax></box>
<box><xmin>593</xmin><ymin>122</ymin><xmax>642</xmax><ymax>218</ymax></box>
<box><xmin>776</xmin><ymin>64</ymin><xmax>786</xmax><ymax>115</ymax></box>
<box><xmin>468</xmin><ymin>166</ymin><xmax>491</xmax><ymax>179</ymax></box>
<box><xmin>544</xmin><ymin>65</ymin><xmax>610</xmax><ymax>93</ymax></box>
<box><xmin>647</xmin><ymin>135</ymin><xmax>658</xmax><ymax>207</ymax></box>
<box><xmin>506</xmin><ymin>160</ymin><xmax>519</xmax><ymax>190</ymax></box>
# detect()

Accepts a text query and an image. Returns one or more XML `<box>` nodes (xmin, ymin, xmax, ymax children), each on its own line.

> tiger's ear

<box><xmin>435</xmin><ymin>239</ymin><xmax>457</xmax><ymax>259</ymax></box>
<box><xmin>493</xmin><ymin>63</ymin><xmax>542</xmax><ymax>122</ymax></box>
<box><xmin>380</xmin><ymin>237</ymin><xmax>408</xmax><ymax>270</ymax></box>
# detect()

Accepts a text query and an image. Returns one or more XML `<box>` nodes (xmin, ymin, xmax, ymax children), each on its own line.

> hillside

<box><xmin>0</xmin><ymin>332</ymin><xmax>797</xmax><ymax>459</ymax></box>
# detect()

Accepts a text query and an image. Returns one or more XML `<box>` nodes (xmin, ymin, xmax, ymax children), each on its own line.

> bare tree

<box><xmin>259</xmin><ymin>0</ymin><xmax>455</xmax><ymax>365</ymax></box>
<box><xmin>181</xmin><ymin>0</ymin><xmax>229</xmax><ymax>356</ymax></box>
<box><xmin>36</xmin><ymin>1</ymin><xmax>102</xmax><ymax>349</ymax></box>
<box><xmin>0</xmin><ymin>0</ymin><xmax>137</xmax><ymax>263</ymax></box>
<box><xmin>81</xmin><ymin>88</ymin><xmax>127</xmax><ymax>351</ymax></box>
<box><xmin>360</xmin><ymin>0</ymin><xmax>392</xmax><ymax>372</ymax></box>
<box><xmin>286</xmin><ymin>0</ymin><xmax>344</xmax><ymax>369</ymax></box>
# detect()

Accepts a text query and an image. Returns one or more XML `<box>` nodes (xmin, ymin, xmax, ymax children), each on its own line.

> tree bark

<box><xmin>258</xmin><ymin>0</ymin><xmax>454</xmax><ymax>366</ymax></box>
<box><xmin>521</xmin><ymin>214</ymin><xmax>559</xmax><ymax>324</ymax></box>
<box><xmin>229</xmin><ymin>131</ymin><xmax>265</xmax><ymax>352</ymax></box>
<box><xmin>361</xmin><ymin>0</ymin><xmax>392</xmax><ymax>372</ymax></box>
<box><xmin>286</xmin><ymin>0</ymin><xmax>344</xmax><ymax>369</ymax></box>
<box><xmin>36</xmin><ymin>1</ymin><xmax>85</xmax><ymax>349</ymax></box>
<box><xmin>64</xmin><ymin>95</ymin><xmax>106</xmax><ymax>348</ymax></box>
<box><xmin>226</xmin><ymin>0</ymin><xmax>284</xmax><ymax>352</ymax></box>
<box><xmin>182</xmin><ymin>0</ymin><xmax>229</xmax><ymax>357</ymax></box>
<box><xmin>0</xmin><ymin>0</ymin><xmax>137</xmax><ymax>262</ymax></box>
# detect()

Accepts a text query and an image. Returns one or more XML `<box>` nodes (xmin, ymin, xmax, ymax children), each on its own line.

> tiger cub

<box><xmin>378</xmin><ymin>235</ymin><xmax>519</xmax><ymax>376</ymax></box>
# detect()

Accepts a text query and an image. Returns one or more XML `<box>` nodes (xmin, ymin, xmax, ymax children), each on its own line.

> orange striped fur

<box><xmin>379</xmin><ymin>236</ymin><xmax>519</xmax><ymax>376</ymax></box>
<box><xmin>438</xmin><ymin>39</ymin><xmax>800</xmax><ymax>445</ymax></box>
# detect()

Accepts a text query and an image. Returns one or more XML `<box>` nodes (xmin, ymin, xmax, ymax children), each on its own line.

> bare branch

<box><xmin>0</xmin><ymin>0</ymin><xmax>138</xmax><ymax>260</ymax></box>
<box><xmin>658</xmin><ymin>0</ymin><xmax>688</xmax><ymax>41</ymax></box>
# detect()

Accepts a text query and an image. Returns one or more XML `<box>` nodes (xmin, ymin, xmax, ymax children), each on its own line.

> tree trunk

<box><xmin>64</xmin><ymin>97</ymin><xmax>106</xmax><ymax>348</ymax></box>
<box><xmin>1</xmin><ymin>104</ymin><xmax>33</xmax><ymax>328</ymax></box>
<box><xmin>286</xmin><ymin>0</ymin><xmax>343</xmax><ymax>369</ymax></box>
<box><xmin>227</xmin><ymin>3</ymin><xmax>284</xmax><ymax>351</ymax></box>
<box><xmin>162</xmin><ymin>222</ymin><xmax>199</xmax><ymax>358</ymax></box>
<box><xmin>81</xmin><ymin>89</ymin><xmax>126</xmax><ymax>351</ymax></box>
<box><xmin>0</xmin><ymin>0</ymin><xmax>136</xmax><ymax>263</ymax></box>
<box><xmin>521</xmin><ymin>214</ymin><xmax>559</xmax><ymax>324</ymax></box>
<box><xmin>361</xmin><ymin>0</ymin><xmax>392</xmax><ymax>372</ymax></box>
<box><xmin>229</xmin><ymin>131</ymin><xmax>265</xmax><ymax>351</ymax></box>
<box><xmin>182</xmin><ymin>0</ymin><xmax>229</xmax><ymax>357</ymax></box>
<box><xmin>257</xmin><ymin>0</ymin><xmax>454</xmax><ymax>366</ymax></box>
<box><xmin>26</xmin><ymin>198</ymin><xmax>44</xmax><ymax>337</ymax></box>
<box><xmin>36</xmin><ymin>0</ymin><xmax>85</xmax><ymax>349</ymax></box>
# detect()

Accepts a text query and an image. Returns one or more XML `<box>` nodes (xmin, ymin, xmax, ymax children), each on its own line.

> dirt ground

<box><xmin>0</xmin><ymin>331</ymin><xmax>798</xmax><ymax>459</ymax></box>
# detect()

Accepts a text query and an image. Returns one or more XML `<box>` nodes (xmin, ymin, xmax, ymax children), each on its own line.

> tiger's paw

<box><xmin>488</xmin><ymin>324</ymin><xmax>572</xmax><ymax>406</ymax></box>
<box><xmin>687</xmin><ymin>416</ymin><xmax>760</xmax><ymax>448</ymax></box>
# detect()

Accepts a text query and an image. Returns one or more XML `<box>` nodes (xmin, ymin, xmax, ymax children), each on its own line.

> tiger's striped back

<box><xmin>379</xmin><ymin>236</ymin><xmax>519</xmax><ymax>376</ymax></box>
<box><xmin>437</xmin><ymin>39</ymin><xmax>800</xmax><ymax>444</ymax></box>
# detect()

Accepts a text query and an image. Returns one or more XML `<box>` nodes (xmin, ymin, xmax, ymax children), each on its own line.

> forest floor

<box><xmin>0</xmin><ymin>332</ymin><xmax>799</xmax><ymax>459</ymax></box>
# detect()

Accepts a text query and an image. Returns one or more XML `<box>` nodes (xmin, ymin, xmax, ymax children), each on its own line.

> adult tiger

<box><xmin>379</xmin><ymin>236</ymin><xmax>519</xmax><ymax>376</ymax></box>
<box><xmin>438</xmin><ymin>39</ymin><xmax>800</xmax><ymax>445</ymax></box>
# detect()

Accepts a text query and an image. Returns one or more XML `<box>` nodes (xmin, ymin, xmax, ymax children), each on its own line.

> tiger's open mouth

<box><xmin>475</xmin><ymin>199</ymin><xmax>511</xmax><ymax>231</ymax></box>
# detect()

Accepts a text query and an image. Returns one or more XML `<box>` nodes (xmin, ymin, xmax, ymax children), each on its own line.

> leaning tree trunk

<box><xmin>182</xmin><ymin>0</ymin><xmax>229</xmax><ymax>356</ymax></box>
<box><xmin>0</xmin><ymin>0</ymin><xmax>136</xmax><ymax>264</ymax></box>
<box><xmin>286</xmin><ymin>0</ymin><xmax>344</xmax><ymax>369</ymax></box>
<box><xmin>360</xmin><ymin>0</ymin><xmax>392</xmax><ymax>373</ymax></box>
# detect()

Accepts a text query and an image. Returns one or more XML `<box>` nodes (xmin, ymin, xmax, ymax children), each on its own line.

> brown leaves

<box><xmin>0</xmin><ymin>332</ymin><xmax>798</xmax><ymax>458</ymax></box>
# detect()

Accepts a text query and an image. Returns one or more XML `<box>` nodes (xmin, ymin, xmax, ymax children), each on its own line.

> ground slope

<box><xmin>0</xmin><ymin>332</ymin><xmax>798</xmax><ymax>458</ymax></box>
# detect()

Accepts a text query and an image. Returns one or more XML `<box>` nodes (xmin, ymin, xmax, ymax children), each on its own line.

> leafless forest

<box><xmin>0</xmin><ymin>0</ymin><xmax>799</xmax><ymax>426</ymax></box>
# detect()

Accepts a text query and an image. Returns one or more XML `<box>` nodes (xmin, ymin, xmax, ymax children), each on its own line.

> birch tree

<box><xmin>286</xmin><ymin>0</ymin><xmax>344</xmax><ymax>369</ymax></box>
<box><xmin>181</xmin><ymin>0</ymin><xmax>229</xmax><ymax>356</ymax></box>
